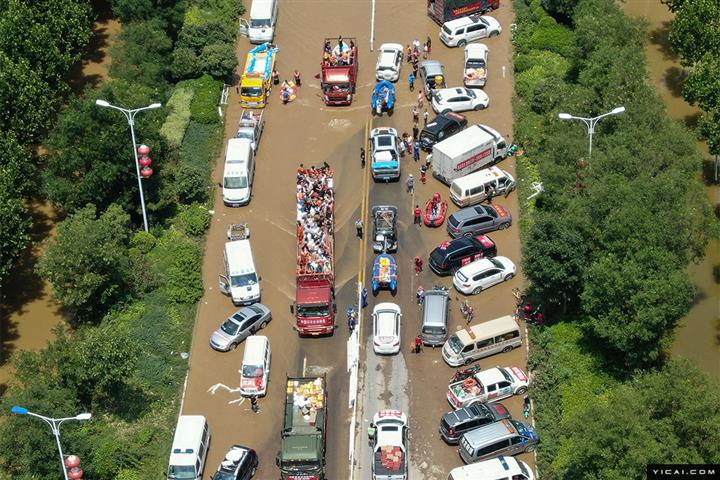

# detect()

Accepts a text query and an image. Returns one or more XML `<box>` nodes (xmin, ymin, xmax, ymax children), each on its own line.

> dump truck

<box><xmin>428</xmin><ymin>0</ymin><xmax>500</xmax><ymax>24</ymax></box>
<box><xmin>293</xmin><ymin>168</ymin><xmax>336</xmax><ymax>335</ymax></box>
<box><xmin>321</xmin><ymin>37</ymin><xmax>358</xmax><ymax>106</ymax></box>
<box><xmin>240</xmin><ymin>43</ymin><xmax>278</xmax><ymax>108</ymax></box>
<box><xmin>277</xmin><ymin>376</ymin><xmax>328</xmax><ymax>480</ymax></box>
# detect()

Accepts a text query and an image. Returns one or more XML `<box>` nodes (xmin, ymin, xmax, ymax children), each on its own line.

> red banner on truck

<box><xmin>454</xmin><ymin>148</ymin><xmax>491</xmax><ymax>171</ymax></box>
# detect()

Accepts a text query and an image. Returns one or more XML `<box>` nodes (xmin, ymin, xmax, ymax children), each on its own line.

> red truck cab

<box><xmin>428</xmin><ymin>0</ymin><xmax>500</xmax><ymax>24</ymax></box>
<box><xmin>321</xmin><ymin>37</ymin><xmax>358</xmax><ymax>106</ymax></box>
<box><xmin>294</xmin><ymin>275</ymin><xmax>336</xmax><ymax>335</ymax></box>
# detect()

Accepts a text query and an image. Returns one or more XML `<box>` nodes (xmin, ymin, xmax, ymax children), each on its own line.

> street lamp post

<box><xmin>11</xmin><ymin>406</ymin><xmax>91</xmax><ymax>480</ymax></box>
<box><xmin>558</xmin><ymin>106</ymin><xmax>625</xmax><ymax>166</ymax></box>
<box><xmin>95</xmin><ymin>99</ymin><xmax>162</xmax><ymax>232</ymax></box>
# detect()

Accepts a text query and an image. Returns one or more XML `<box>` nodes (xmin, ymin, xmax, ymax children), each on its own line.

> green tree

<box><xmin>668</xmin><ymin>0</ymin><xmax>720</xmax><ymax>65</ymax></box>
<box><xmin>200</xmin><ymin>42</ymin><xmax>238</xmax><ymax>79</ymax></box>
<box><xmin>0</xmin><ymin>52</ymin><xmax>56</xmax><ymax>144</ymax></box>
<box><xmin>0</xmin><ymin>179</ymin><xmax>30</xmax><ymax>284</ymax></box>
<box><xmin>111</xmin><ymin>0</ymin><xmax>188</xmax><ymax>34</ymax></box>
<box><xmin>109</xmin><ymin>19</ymin><xmax>173</xmax><ymax>88</ymax></box>
<box><xmin>177</xmin><ymin>19</ymin><xmax>234</xmax><ymax>51</ymax></box>
<box><xmin>170</xmin><ymin>46</ymin><xmax>201</xmax><ymax>80</ymax></box>
<box><xmin>581</xmin><ymin>249</ymin><xmax>695</xmax><ymax>369</ymax></box>
<box><xmin>36</xmin><ymin>204</ymin><xmax>133</xmax><ymax>322</ymax></box>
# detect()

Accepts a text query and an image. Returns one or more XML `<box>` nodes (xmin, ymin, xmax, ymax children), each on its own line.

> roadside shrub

<box><xmin>527</xmin><ymin>23</ymin><xmax>576</xmax><ymax>58</ymax></box>
<box><xmin>181</xmin><ymin>121</ymin><xmax>222</xmax><ymax>168</ymax></box>
<box><xmin>175</xmin><ymin>163</ymin><xmax>210</xmax><ymax>204</ymax></box>
<box><xmin>174</xmin><ymin>203</ymin><xmax>211</xmax><ymax>237</ymax></box>
<box><xmin>200</xmin><ymin>42</ymin><xmax>238</xmax><ymax>79</ymax></box>
<box><xmin>160</xmin><ymin>85</ymin><xmax>194</xmax><ymax>146</ymax></box>
<box><xmin>149</xmin><ymin>229</ymin><xmax>204</xmax><ymax>304</ymax></box>
<box><xmin>189</xmin><ymin>74</ymin><xmax>221</xmax><ymax>124</ymax></box>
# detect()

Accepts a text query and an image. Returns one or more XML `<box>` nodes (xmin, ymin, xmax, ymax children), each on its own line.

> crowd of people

<box><xmin>323</xmin><ymin>36</ymin><xmax>356</xmax><ymax>67</ymax></box>
<box><xmin>297</xmin><ymin>164</ymin><xmax>334</xmax><ymax>275</ymax></box>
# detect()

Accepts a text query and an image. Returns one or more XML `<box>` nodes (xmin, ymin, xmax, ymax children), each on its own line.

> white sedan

<box><xmin>452</xmin><ymin>257</ymin><xmax>516</xmax><ymax>295</ymax></box>
<box><xmin>432</xmin><ymin>87</ymin><xmax>489</xmax><ymax>114</ymax></box>
<box><xmin>375</xmin><ymin>43</ymin><xmax>404</xmax><ymax>82</ymax></box>
<box><xmin>372</xmin><ymin>302</ymin><xmax>402</xmax><ymax>354</ymax></box>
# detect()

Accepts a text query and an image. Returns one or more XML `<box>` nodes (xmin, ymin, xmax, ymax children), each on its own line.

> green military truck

<box><xmin>277</xmin><ymin>376</ymin><xmax>328</xmax><ymax>479</ymax></box>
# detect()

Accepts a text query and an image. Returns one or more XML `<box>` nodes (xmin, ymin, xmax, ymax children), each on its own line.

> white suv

<box><xmin>440</xmin><ymin>14</ymin><xmax>502</xmax><ymax>47</ymax></box>
<box><xmin>375</xmin><ymin>43</ymin><xmax>403</xmax><ymax>82</ymax></box>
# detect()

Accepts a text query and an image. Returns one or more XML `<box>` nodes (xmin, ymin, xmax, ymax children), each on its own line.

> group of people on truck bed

<box><xmin>322</xmin><ymin>36</ymin><xmax>355</xmax><ymax>67</ymax></box>
<box><xmin>296</xmin><ymin>164</ymin><xmax>334</xmax><ymax>274</ymax></box>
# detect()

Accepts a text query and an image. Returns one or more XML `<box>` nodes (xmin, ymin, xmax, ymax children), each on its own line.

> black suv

<box><xmin>439</xmin><ymin>402</ymin><xmax>512</xmax><ymax>444</ymax></box>
<box><xmin>428</xmin><ymin>234</ymin><xmax>497</xmax><ymax>276</ymax></box>
<box><xmin>419</xmin><ymin>112</ymin><xmax>468</xmax><ymax>151</ymax></box>
<box><xmin>211</xmin><ymin>445</ymin><xmax>258</xmax><ymax>480</ymax></box>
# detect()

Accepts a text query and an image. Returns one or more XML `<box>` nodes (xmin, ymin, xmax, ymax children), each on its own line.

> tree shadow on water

<box><xmin>649</xmin><ymin>21</ymin><xmax>680</xmax><ymax>62</ymax></box>
<box><xmin>663</xmin><ymin>65</ymin><xmax>688</xmax><ymax>98</ymax></box>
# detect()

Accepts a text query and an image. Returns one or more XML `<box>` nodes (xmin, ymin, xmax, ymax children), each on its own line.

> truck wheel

<box><xmin>458</xmin><ymin>39</ymin><xmax>467</xmax><ymax>47</ymax></box>
<box><xmin>502</xmin><ymin>345</ymin><xmax>513</xmax><ymax>353</ymax></box>
<box><xmin>464</xmin><ymin>358</ymin><xmax>473</xmax><ymax>366</ymax></box>
<box><xmin>231</xmin><ymin>342</ymin><xmax>238</xmax><ymax>350</ymax></box>
<box><xmin>516</xmin><ymin>386</ymin><xmax>528</xmax><ymax>395</ymax></box>
<box><xmin>485</xmin><ymin>5</ymin><xmax>494</xmax><ymax>12</ymax></box>
<box><xmin>525</xmin><ymin>444</ymin><xmax>536</xmax><ymax>453</ymax></box>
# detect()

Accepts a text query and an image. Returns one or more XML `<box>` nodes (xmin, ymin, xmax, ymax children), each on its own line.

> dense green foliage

<box><xmin>513</xmin><ymin>0</ymin><xmax>714</xmax><ymax>370</ymax></box>
<box><xmin>1</xmin><ymin>0</ymin><xmax>236</xmax><ymax>477</ymax></box>
<box><xmin>514</xmin><ymin>0</ymin><xmax>719</xmax><ymax>477</ymax></box>
<box><xmin>668</xmin><ymin>0</ymin><xmax>720</xmax><ymax>154</ymax></box>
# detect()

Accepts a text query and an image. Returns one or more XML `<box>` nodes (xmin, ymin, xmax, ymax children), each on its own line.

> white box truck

<box><xmin>430</xmin><ymin>124</ymin><xmax>508</xmax><ymax>185</ymax></box>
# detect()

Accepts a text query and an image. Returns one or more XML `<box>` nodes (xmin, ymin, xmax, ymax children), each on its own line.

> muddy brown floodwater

<box><xmin>622</xmin><ymin>1</ymin><xmax>719</xmax><ymax>378</ymax></box>
<box><xmin>181</xmin><ymin>0</ymin><xmax>529</xmax><ymax>479</ymax></box>
<box><xmin>0</xmin><ymin>6</ymin><xmax>120</xmax><ymax>394</ymax></box>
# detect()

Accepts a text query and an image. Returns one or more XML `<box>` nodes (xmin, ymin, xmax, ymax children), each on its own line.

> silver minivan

<box><xmin>421</xmin><ymin>288</ymin><xmax>449</xmax><ymax>346</ymax></box>
<box><xmin>442</xmin><ymin>316</ymin><xmax>522</xmax><ymax>367</ymax></box>
<box><xmin>459</xmin><ymin>419</ymin><xmax>539</xmax><ymax>464</ymax></box>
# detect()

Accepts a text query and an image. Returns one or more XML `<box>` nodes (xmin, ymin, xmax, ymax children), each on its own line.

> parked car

<box><xmin>459</xmin><ymin>419</ymin><xmax>539</xmax><ymax>464</ymax></box>
<box><xmin>432</xmin><ymin>87</ymin><xmax>489</xmax><ymax>114</ymax></box>
<box><xmin>419</xmin><ymin>60</ymin><xmax>447</xmax><ymax>99</ymax></box>
<box><xmin>464</xmin><ymin>43</ymin><xmax>489</xmax><ymax>88</ymax></box>
<box><xmin>439</xmin><ymin>402</ymin><xmax>511</xmax><ymax>444</ymax></box>
<box><xmin>372</xmin><ymin>302</ymin><xmax>402</xmax><ymax>354</ymax></box>
<box><xmin>211</xmin><ymin>445</ymin><xmax>258</xmax><ymax>480</ymax></box>
<box><xmin>440</xmin><ymin>14</ymin><xmax>502</xmax><ymax>47</ymax></box>
<box><xmin>371</xmin><ymin>410</ymin><xmax>409</xmax><ymax>480</ymax></box>
<box><xmin>428</xmin><ymin>234</ymin><xmax>497</xmax><ymax>276</ymax></box>
<box><xmin>447</xmin><ymin>204</ymin><xmax>512</xmax><ymax>238</ymax></box>
<box><xmin>453</xmin><ymin>257</ymin><xmax>516</xmax><ymax>295</ymax></box>
<box><xmin>209</xmin><ymin>304</ymin><xmax>272</xmax><ymax>351</ymax></box>
<box><xmin>375</xmin><ymin>43</ymin><xmax>403</xmax><ymax>82</ymax></box>
<box><xmin>370</xmin><ymin>127</ymin><xmax>401</xmax><ymax>182</ymax></box>
<box><xmin>447</xmin><ymin>366</ymin><xmax>529</xmax><ymax>409</ymax></box>
<box><xmin>419</xmin><ymin>112</ymin><xmax>467</xmax><ymax>151</ymax></box>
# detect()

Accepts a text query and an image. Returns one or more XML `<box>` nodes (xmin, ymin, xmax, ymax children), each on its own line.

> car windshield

<box><xmin>519</xmin><ymin>459</ymin><xmax>531</xmax><ymax>477</ymax></box>
<box><xmin>241</xmin><ymin>86</ymin><xmax>263</xmax><ymax>97</ymax></box>
<box><xmin>447</xmin><ymin>335</ymin><xmax>463</xmax><ymax>354</ymax></box>
<box><xmin>466</xmin><ymin>59</ymin><xmax>485</xmax><ymax>68</ymax></box>
<box><xmin>429</xmin><ymin>249</ymin><xmax>446</xmax><ymax>266</ymax></box>
<box><xmin>376</xmin><ymin>136</ymin><xmax>393</xmax><ymax>147</ymax></box>
<box><xmin>250</xmin><ymin>18</ymin><xmax>271</xmax><ymax>28</ymax></box>
<box><xmin>324</xmin><ymin>83</ymin><xmax>350</xmax><ymax>93</ymax></box>
<box><xmin>242</xmin><ymin>364</ymin><xmax>264</xmax><ymax>377</ymax></box>
<box><xmin>224</xmin><ymin>176</ymin><xmax>248</xmax><ymax>189</ymax></box>
<box><xmin>442</xmin><ymin>25</ymin><xmax>452</xmax><ymax>34</ymax></box>
<box><xmin>220</xmin><ymin>318</ymin><xmax>241</xmax><ymax>335</ymax></box>
<box><xmin>467</xmin><ymin>89</ymin><xmax>476</xmax><ymax>98</ymax></box>
<box><xmin>485</xmin><ymin>206</ymin><xmax>498</xmax><ymax>218</ymax></box>
<box><xmin>422</xmin><ymin>325</ymin><xmax>446</xmax><ymax>335</ymax></box>
<box><xmin>214</xmin><ymin>472</ymin><xmax>236</xmax><ymax>480</ymax></box>
<box><xmin>168</xmin><ymin>465</ymin><xmax>196</xmax><ymax>479</ymax></box>
<box><xmin>479</xmin><ymin>18</ymin><xmax>490</xmax><ymax>27</ymax></box>
<box><xmin>236</xmin><ymin>130</ymin><xmax>253</xmax><ymax>141</ymax></box>
<box><xmin>230</xmin><ymin>273</ymin><xmax>257</xmax><ymax>287</ymax></box>
<box><xmin>296</xmin><ymin>304</ymin><xmax>329</xmax><ymax>318</ymax></box>
<box><xmin>490</xmin><ymin>258</ymin><xmax>504</xmax><ymax>269</ymax></box>
<box><xmin>500</xmin><ymin>368</ymin><xmax>514</xmax><ymax>383</ymax></box>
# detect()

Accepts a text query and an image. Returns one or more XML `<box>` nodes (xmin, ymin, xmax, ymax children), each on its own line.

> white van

<box><xmin>222</xmin><ymin>138</ymin><xmax>255</xmax><ymax>207</ymax></box>
<box><xmin>240</xmin><ymin>335</ymin><xmax>271</xmax><ymax>397</ymax></box>
<box><xmin>167</xmin><ymin>415</ymin><xmax>210</xmax><ymax>480</ymax></box>
<box><xmin>447</xmin><ymin>455</ymin><xmax>535</xmax><ymax>480</ymax></box>
<box><xmin>442</xmin><ymin>315</ymin><xmax>522</xmax><ymax>367</ymax></box>
<box><xmin>219</xmin><ymin>238</ymin><xmax>261</xmax><ymax>306</ymax></box>
<box><xmin>239</xmin><ymin>0</ymin><xmax>279</xmax><ymax>44</ymax></box>
<box><xmin>449</xmin><ymin>166</ymin><xmax>515</xmax><ymax>207</ymax></box>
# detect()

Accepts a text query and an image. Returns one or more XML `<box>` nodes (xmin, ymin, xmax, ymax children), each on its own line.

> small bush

<box><xmin>180</xmin><ymin>121</ymin><xmax>222</xmax><ymax>168</ymax></box>
<box><xmin>174</xmin><ymin>203</ymin><xmax>211</xmax><ymax>237</ymax></box>
<box><xmin>527</xmin><ymin>23</ymin><xmax>576</xmax><ymax>58</ymax></box>
<box><xmin>160</xmin><ymin>86</ymin><xmax>194</xmax><ymax>146</ymax></box>
<box><xmin>189</xmin><ymin>74</ymin><xmax>221</xmax><ymax>124</ymax></box>
<box><xmin>130</xmin><ymin>231</ymin><xmax>157</xmax><ymax>254</ymax></box>
<box><xmin>175</xmin><ymin>164</ymin><xmax>210</xmax><ymax>204</ymax></box>
<box><xmin>149</xmin><ymin>230</ymin><xmax>204</xmax><ymax>304</ymax></box>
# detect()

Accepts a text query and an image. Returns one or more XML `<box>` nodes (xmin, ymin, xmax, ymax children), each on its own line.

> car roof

<box><xmin>462</xmin><ymin>420</ymin><xmax>522</xmax><ymax>448</ymax></box>
<box><xmin>457</xmin><ymin>257</ymin><xmax>494</xmax><ymax>275</ymax></box>
<box><xmin>379</xmin><ymin>43</ymin><xmax>403</xmax><ymax>52</ymax></box>
<box><xmin>477</xmin><ymin>367</ymin><xmax>508</xmax><ymax>385</ymax></box>
<box><xmin>452</xmin><ymin>205</ymin><xmax>487</xmax><ymax>221</ymax></box>
<box><xmin>455</xmin><ymin>316</ymin><xmax>520</xmax><ymax>344</ymax></box>
<box><xmin>452</xmin><ymin>166</ymin><xmax>510</xmax><ymax>189</ymax></box>
<box><xmin>424</xmin><ymin>112</ymin><xmax>466</xmax><ymax>133</ymax></box>
<box><xmin>465</xmin><ymin>43</ymin><xmax>489</xmax><ymax>56</ymax></box>
<box><xmin>420</xmin><ymin>60</ymin><xmax>444</xmax><ymax>74</ymax></box>
<box><xmin>443</xmin><ymin>14</ymin><xmax>486</xmax><ymax>29</ymax></box>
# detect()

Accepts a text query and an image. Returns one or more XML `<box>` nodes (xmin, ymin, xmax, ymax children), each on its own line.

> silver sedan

<box><xmin>209</xmin><ymin>303</ymin><xmax>272</xmax><ymax>351</ymax></box>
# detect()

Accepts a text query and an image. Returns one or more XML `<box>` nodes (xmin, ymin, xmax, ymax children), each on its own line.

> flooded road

<box><xmin>182</xmin><ymin>0</ymin><xmax>529</xmax><ymax>478</ymax></box>
<box><xmin>622</xmin><ymin>1</ymin><xmax>720</xmax><ymax>378</ymax></box>
<box><xmin>0</xmin><ymin>7</ymin><xmax>119</xmax><ymax>394</ymax></box>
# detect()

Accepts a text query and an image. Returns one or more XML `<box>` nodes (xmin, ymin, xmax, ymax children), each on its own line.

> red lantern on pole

<box><xmin>65</xmin><ymin>456</ymin><xmax>80</xmax><ymax>469</ymax></box>
<box><xmin>141</xmin><ymin>166</ymin><xmax>153</xmax><ymax>178</ymax></box>
<box><xmin>137</xmin><ymin>144</ymin><xmax>150</xmax><ymax>156</ymax></box>
<box><xmin>68</xmin><ymin>466</ymin><xmax>84</xmax><ymax>479</ymax></box>
<box><xmin>139</xmin><ymin>156</ymin><xmax>152</xmax><ymax>167</ymax></box>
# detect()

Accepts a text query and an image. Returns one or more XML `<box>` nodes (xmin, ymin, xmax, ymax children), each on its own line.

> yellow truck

<box><xmin>240</xmin><ymin>43</ymin><xmax>278</xmax><ymax>108</ymax></box>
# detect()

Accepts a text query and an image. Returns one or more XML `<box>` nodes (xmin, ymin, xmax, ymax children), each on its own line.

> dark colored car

<box><xmin>419</xmin><ymin>112</ymin><xmax>468</xmax><ymax>151</ymax></box>
<box><xmin>439</xmin><ymin>402</ymin><xmax>512</xmax><ymax>444</ymax></box>
<box><xmin>447</xmin><ymin>204</ymin><xmax>512</xmax><ymax>238</ymax></box>
<box><xmin>211</xmin><ymin>445</ymin><xmax>258</xmax><ymax>480</ymax></box>
<box><xmin>429</xmin><ymin>234</ymin><xmax>497</xmax><ymax>276</ymax></box>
